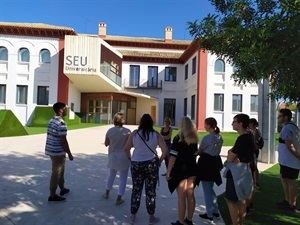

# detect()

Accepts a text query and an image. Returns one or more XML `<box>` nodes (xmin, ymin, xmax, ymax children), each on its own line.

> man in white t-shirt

<box><xmin>277</xmin><ymin>108</ymin><xmax>300</xmax><ymax>213</ymax></box>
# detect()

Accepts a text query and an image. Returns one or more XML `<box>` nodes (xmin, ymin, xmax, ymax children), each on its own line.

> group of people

<box><xmin>44</xmin><ymin>102</ymin><xmax>299</xmax><ymax>225</ymax></box>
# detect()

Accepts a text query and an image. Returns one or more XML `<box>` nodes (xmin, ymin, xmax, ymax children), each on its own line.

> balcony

<box><xmin>100</xmin><ymin>62</ymin><xmax>121</xmax><ymax>86</ymax></box>
<box><xmin>123</xmin><ymin>78</ymin><xmax>162</xmax><ymax>90</ymax></box>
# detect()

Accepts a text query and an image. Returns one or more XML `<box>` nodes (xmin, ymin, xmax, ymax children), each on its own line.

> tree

<box><xmin>188</xmin><ymin>0</ymin><xmax>300</xmax><ymax>102</ymax></box>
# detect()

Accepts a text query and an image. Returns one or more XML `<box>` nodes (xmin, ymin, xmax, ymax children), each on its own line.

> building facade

<box><xmin>0</xmin><ymin>22</ymin><xmax>258</xmax><ymax>131</ymax></box>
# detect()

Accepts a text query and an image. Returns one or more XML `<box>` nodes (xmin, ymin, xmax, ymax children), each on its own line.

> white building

<box><xmin>0</xmin><ymin>22</ymin><xmax>258</xmax><ymax>131</ymax></box>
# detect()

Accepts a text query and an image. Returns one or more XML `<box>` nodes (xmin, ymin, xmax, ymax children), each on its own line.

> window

<box><xmin>214</xmin><ymin>94</ymin><xmax>224</xmax><ymax>111</ymax></box>
<box><xmin>16</xmin><ymin>85</ymin><xmax>28</xmax><ymax>104</ymax></box>
<box><xmin>191</xmin><ymin>95</ymin><xmax>195</xmax><ymax>120</ymax></box>
<box><xmin>0</xmin><ymin>47</ymin><xmax>8</xmax><ymax>61</ymax></box>
<box><xmin>164</xmin><ymin>98</ymin><xmax>176</xmax><ymax>125</ymax></box>
<box><xmin>185</xmin><ymin>64</ymin><xmax>188</xmax><ymax>80</ymax></box>
<box><xmin>251</xmin><ymin>95</ymin><xmax>258</xmax><ymax>112</ymax></box>
<box><xmin>37</xmin><ymin>86</ymin><xmax>49</xmax><ymax>105</ymax></box>
<box><xmin>18</xmin><ymin>48</ymin><xmax>30</xmax><ymax>62</ymax></box>
<box><xmin>232</xmin><ymin>94</ymin><xmax>242</xmax><ymax>112</ymax></box>
<box><xmin>129</xmin><ymin>65</ymin><xmax>140</xmax><ymax>86</ymax></box>
<box><xmin>0</xmin><ymin>84</ymin><xmax>6</xmax><ymax>103</ymax></box>
<box><xmin>148</xmin><ymin>66</ymin><xmax>158</xmax><ymax>87</ymax></box>
<box><xmin>165</xmin><ymin>67</ymin><xmax>177</xmax><ymax>81</ymax></box>
<box><xmin>184</xmin><ymin>98</ymin><xmax>187</xmax><ymax>116</ymax></box>
<box><xmin>40</xmin><ymin>49</ymin><xmax>51</xmax><ymax>63</ymax></box>
<box><xmin>215</xmin><ymin>59</ymin><xmax>225</xmax><ymax>73</ymax></box>
<box><xmin>192</xmin><ymin>56</ymin><xmax>197</xmax><ymax>74</ymax></box>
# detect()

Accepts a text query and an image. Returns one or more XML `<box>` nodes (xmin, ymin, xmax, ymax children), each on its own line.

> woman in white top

<box><xmin>125</xmin><ymin>114</ymin><xmax>167</xmax><ymax>225</ymax></box>
<box><xmin>103</xmin><ymin>112</ymin><xmax>131</xmax><ymax>205</ymax></box>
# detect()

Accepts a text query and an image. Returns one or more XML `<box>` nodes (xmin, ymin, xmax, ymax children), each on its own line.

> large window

<box><xmin>185</xmin><ymin>64</ymin><xmax>188</xmax><ymax>80</ymax></box>
<box><xmin>232</xmin><ymin>94</ymin><xmax>242</xmax><ymax>112</ymax></box>
<box><xmin>0</xmin><ymin>84</ymin><xmax>6</xmax><ymax>103</ymax></box>
<box><xmin>191</xmin><ymin>95</ymin><xmax>195</xmax><ymax>120</ymax></box>
<box><xmin>18</xmin><ymin>48</ymin><xmax>30</xmax><ymax>62</ymax></box>
<box><xmin>251</xmin><ymin>95</ymin><xmax>258</xmax><ymax>112</ymax></box>
<box><xmin>16</xmin><ymin>85</ymin><xmax>28</xmax><ymax>104</ymax></box>
<box><xmin>40</xmin><ymin>49</ymin><xmax>51</xmax><ymax>63</ymax></box>
<box><xmin>0</xmin><ymin>47</ymin><xmax>8</xmax><ymax>61</ymax></box>
<box><xmin>214</xmin><ymin>94</ymin><xmax>224</xmax><ymax>111</ymax></box>
<box><xmin>37</xmin><ymin>86</ymin><xmax>49</xmax><ymax>105</ymax></box>
<box><xmin>147</xmin><ymin>66</ymin><xmax>158</xmax><ymax>87</ymax></box>
<box><xmin>192</xmin><ymin>56</ymin><xmax>197</xmax><ymax>74</ymax></box>
<box><xmin>165</xmin><ymin>67</ymin><xmax>177</xmax><ymax>82</ymax></box>
<box><xmin>164</xmin><ymin>98</ymin><xmax>176</xmax><ymax>125</ymax></box>
<box><xmin>129</xmin><ymin>65</ymin><xmax>140</xmax><ymax>86</ymax></box>
<box><xmin>184</xmin><ymin>98</ymin><xmax>187</xmax><ymax>116</ymax></box>
<box><xmin>215</xmin><ymin>59</ymin><xmax>225</xmax><ymax>73</ymax></box>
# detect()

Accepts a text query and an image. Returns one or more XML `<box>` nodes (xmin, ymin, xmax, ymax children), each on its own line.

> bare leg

<box><xmin>176</xmin><ymin>179</ymin><xmax>187</xmax><ymax>224</ymax></box>
<box><xmin>186</xmin><ymin>177</ymin><xmax>196</xmax><ymax>221</ymax></box>
<box><xmin>237</xmin><ymin>200</ymin><xmax>246</xmax><ymax>224</ymax></box>
<box><xmin>280</xmin><ymin>174</ymin><xmax>290</xmax><ymax>201</ymax></box>
<box><xmin>227</xmin><ymin>200</ymin><xmax>240</xmax><ymax>225</ymax></box>
<box><xmin>286</xmin><ymin>179</ymin><xmax>298</xmax><ymax>207</ymax></box>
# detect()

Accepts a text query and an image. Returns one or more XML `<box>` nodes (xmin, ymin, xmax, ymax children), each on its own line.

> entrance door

<box><xmin>151</xmin><ymin>106</ymin><xmax>156</xmax><ymax>124</ymax></box>
<box><xmin>127</xmin><ymin>108</ymin><xmax>136</xmax><ymax>125</ymax></box>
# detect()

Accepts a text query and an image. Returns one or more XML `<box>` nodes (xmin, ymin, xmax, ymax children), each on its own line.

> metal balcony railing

<box><xmin>123</xmin><ymin>78</ymin><xmax>162</xmax><ymax>90</ymax></box>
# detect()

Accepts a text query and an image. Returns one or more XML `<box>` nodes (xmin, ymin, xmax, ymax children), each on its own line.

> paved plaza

<box><xmin>0</xmin><ymin>125</ymin><xmax>274</xmax><ymax>225</ymax></box>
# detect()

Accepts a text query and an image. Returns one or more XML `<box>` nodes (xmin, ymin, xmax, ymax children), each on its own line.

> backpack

<box><xmin>257</xmin><ymin>136</ymin><xmax>264</xmax><ymax>149</ymax></box>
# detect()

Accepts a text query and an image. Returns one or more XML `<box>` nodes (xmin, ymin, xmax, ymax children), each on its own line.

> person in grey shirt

<box><xmin>103</xmin><ymin>112</ymin><xmax>131</xmax><ymax>205</ymax></box>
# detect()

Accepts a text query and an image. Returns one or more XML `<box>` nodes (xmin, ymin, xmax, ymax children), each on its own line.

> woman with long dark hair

<box><xmin>125</xmin><ymin>114</ymin><xmax>167</xmax><ymax>225</ymax></box>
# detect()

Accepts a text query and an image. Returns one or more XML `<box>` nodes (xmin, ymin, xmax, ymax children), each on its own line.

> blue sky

<box><xmin>0</xmin><ymin>0</ymin><xmax>215</xmax><ymax>40</ymax></box>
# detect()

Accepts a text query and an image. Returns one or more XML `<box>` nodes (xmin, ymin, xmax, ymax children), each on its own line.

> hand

<box><xmin>166</xmin><ymin>173</ymin><xmax>171</xmax><ymax>181</ymax></box>
<box><xmin>68</xmin><ymin>153</ymin><xmax>74</xmax><ymax>161</ymax></box>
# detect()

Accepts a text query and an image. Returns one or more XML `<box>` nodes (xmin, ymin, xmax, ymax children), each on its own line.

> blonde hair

<box><xmin>178</xmin><ymin>116</ymin><xmax>199</xmax><ymax>145</ymax></box>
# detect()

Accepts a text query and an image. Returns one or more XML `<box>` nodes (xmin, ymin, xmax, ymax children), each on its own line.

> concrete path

<box><xmin>0</xmin><ymin>125</ymin><xmax>275</xmax><ymax>225</ymax></box>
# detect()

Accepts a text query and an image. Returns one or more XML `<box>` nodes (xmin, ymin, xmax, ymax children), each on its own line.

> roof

<box><xmin>0</xmin><ymin>22</ymin><xmax>76</xmax><ymax>37</ymax></box>
<box><xmin>118</xmin><ymin>49</ymin><xmax>182</xmax><ymax>59</ymax></box>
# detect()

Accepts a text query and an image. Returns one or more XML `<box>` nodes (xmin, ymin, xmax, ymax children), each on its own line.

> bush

<box><xmin>0</xmin><ymin>110</ymin><xmax>28</xmax><ymax>137</ymax></box>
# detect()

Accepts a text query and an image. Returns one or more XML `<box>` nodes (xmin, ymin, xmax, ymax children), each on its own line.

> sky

<box><xmin>0</xmin><ymin>0</ymin><xmax>216</xmax><ymax>40</ymax></box>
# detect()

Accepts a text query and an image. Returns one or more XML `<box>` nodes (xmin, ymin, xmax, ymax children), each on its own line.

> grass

<box><xmin>217</xmin><ymin>164</ymin><xmax>300</xmax><ymax>225</ymax></box>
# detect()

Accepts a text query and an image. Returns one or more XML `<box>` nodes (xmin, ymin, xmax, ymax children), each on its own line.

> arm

<box><xmin>285</xmin><ymin>140</ymin><xmax>300</xmax><ymax>160</ymax></box>
<box><xmin>166</xmin><ymin>155</ymin><xmax>176</xmax><ymax>181</ymax></box>
<box><xmin>227</xmin><ymin>149</ymin><xmax>239</xmax><ymax>163</ymax></box>
<box><xmin>60</xmin><ymin>136</ymin><xmax>73</xmax><ymax>160</ymax></box>
<box><xmin>157</xmin><ymin>133</ymin><xmax>167</xmax><ymax>165</ymax></box>
<box><xmin>125</xmin><ymin>131</ymin><xmax>135</xmax><ymax>160</ymax></box>
<box><xmin>104</xmin><ymin>137</ymin><xmax>110</xmax><ymax>147</ymax></box>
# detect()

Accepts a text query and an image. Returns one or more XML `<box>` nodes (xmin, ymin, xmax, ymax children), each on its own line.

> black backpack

<box><xmin>257</xmin><ymin>136</ymin><xmax>264</xmax><ymax>149</ymax></box>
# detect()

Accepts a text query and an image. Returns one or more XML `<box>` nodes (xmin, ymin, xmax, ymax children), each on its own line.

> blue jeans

<box><xmin>202</xmin><ymin>181</ymin><xmax>219</xmax><ymax>217</ymax></box>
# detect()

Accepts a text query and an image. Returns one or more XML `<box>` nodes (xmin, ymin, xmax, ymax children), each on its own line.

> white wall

<box><xmin>0</xmin><ymin>35</ymin><xmax>59</xmax><ymax>124</ymax></box>
<box><xmin>206</xmin><ymin>53</ymin><xmax>258</xmax><ymax>131</ymax></box>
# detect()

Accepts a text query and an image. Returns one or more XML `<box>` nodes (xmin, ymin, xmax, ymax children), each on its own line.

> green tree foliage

<box><xmin>188</xmin><ymin>0</ymin><xmax>300</xmax><ymax>102</ymax></box>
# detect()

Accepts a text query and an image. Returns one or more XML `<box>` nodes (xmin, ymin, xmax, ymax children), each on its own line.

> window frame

<box><xmin>214</xmin><ymin>59</ymin><xmax>225</xmax><ymax>73</ymax></box>
<box><xmin>18</xmin><ymin>48</ymin><xmax>30</xmax><ymax>62</ymax></box>
<box><xmin>39</xmin><ymin>49</ymin><xmax>51</xmax><ymax>63</ymax></box>
<box><xmin>0</xmin><ymin>84</ymin><xmax>6</xmax><ymax>103</ymax></box>
<box><xmin>192</xmin><ymin>56</ymin><xmax>196</xmax><ymax>74</ymax></box>
<box><xmin>163</xmin><ymin>98</ymin><xmax>176</xmax><ymax>125</ymax></box>
<box><xmin>191</xmin><ymin>95</ymin><xmax>195</xmax><ymax>120</ymax></box>
<box><xmin>250</xmin><ymin>95</ymin><xmax>259</xmax><ymax>112</ymax></box>
<box><xmin>129</xmin><ymin>65</ymin><xmax>140</xmax><ymax>87</ymax></box>
<box><xmin>214</xmin><ymin>93</ymin><xmax>224</xmax><ymax>111</ymax></box>
<box><xmin>16</xmin><ymin>85</ymin><xmax>28</xmax><ymax>104</ymax></box>
<box><xmin>147</xmin><ymin>66</ymin><xmax>158</xmax><ymax>87</ymax></box>
<box><xmin>37</xmin><ymin>86</ymin><xmax>49</xmax><ymax>105</ymax></box>
<box><xmin>185</xmin><ymin>64</ymin><xmax>188</xmax><ymax>80</ymax></box>
<box><xmin>0</xmin><ymin>46</ymin><xmax>8</xmax><ymax>61</ymax></box>
<box><xmin>232</xmin><ymin>94</ymin><xmax>242</xmax><ymax>112</ymax></box>
<box><xmin>165</xmin><ymin>67</ymin><xmax>177</xmax><ymax>82</ymax></box>
<box><xmin>184</xmin><ymin>97</ymin><xmax>187</xmax><ymax>116</ymax></box>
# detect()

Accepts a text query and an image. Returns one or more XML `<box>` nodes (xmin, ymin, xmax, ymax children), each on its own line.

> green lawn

<box><xmin>218</xmin><ymin>164</ymin><xmax>300</xmax><ymax>224</ymax></box>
